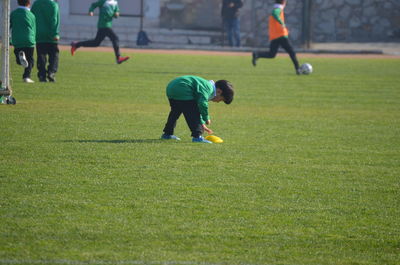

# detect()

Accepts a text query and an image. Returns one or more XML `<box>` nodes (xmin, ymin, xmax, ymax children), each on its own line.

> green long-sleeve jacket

<box><xmin>10</xmin><ymin>7</ymin><xmax>36</xmax><ymax>48</ymax></box>
<box><xmin>166</xmin><ymin>76</ymin><xmax>216</xmax><ymax>124</ymax></box>
<box><xmin>89</xmin><ymin>0</ymin><xmax>120</xmax><ymax>29</ymax></box>
<box><xmin>31</xmin><ymin>0</ymin><xmax>60</xmax><ymax>43</ymax></box>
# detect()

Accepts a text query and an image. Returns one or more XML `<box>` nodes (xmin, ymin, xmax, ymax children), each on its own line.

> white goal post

<box><xmin>0</xmin><ymin>0</ymin><xmax>11</xmax><ymax>96</ymax></box>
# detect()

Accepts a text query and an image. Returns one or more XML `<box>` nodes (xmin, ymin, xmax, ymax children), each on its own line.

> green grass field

<box><xmin>1</xmin><ymin>49</ymin><xmax>399</xmax><ymax>265</ymax></box>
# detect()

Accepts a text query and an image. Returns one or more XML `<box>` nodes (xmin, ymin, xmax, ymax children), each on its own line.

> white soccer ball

<box><xmin>300</xmin><ymin>63</ymin><xmax>313</xmax><ymax>75</ymax></box>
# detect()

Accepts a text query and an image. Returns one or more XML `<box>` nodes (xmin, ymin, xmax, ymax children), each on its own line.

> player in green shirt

<box><xmin>70</xmin><ymin>0</ymin><xmax>129</xmax><ymax>64</ymax></box>
<box><xmin>10</xmin><ymin>0</ymin><xmax>36</xmax><ymax>83</ymax></box>
<box><xmin>161</xmin><ymin>76</ymin><xmax>234</xmax><ymax>143</ymax></box>
<box><xmin>31</xmin><ymin>0</ymin><xmax>60</xmax><ymax>82</ymax></box>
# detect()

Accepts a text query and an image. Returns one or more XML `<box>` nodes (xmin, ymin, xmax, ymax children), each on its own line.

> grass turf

<box><xmin>0</xmin><ymin>50</ymin><xmax>399</xmax><ymax>265</ymax></box>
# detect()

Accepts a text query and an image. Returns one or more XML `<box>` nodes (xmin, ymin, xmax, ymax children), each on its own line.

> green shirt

<box><xmin>31</xmin><ymin>0</ymin><xmax>60</xmax><ymax>43</ymax></box>
<box><xmin>89</xmin><ymin>0</ymin><xmax>120</xmax><ymax>29</ymax></box>
<box><xmin>166</xmin><ymin>76</ymin><xmax>216</xmax><ymax>124</ymax></box>
<box><xmin>272</xmin><ymin>8</ymin><xmax>285</xmax><ymax>26</ymax></box>
<box><xmin>10</xmin><ymin>7</ymin><xmax>36</xmax><ymax>48</ymax></box>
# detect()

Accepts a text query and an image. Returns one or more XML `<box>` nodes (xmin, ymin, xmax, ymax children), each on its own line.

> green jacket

<box><xmin>89</xmin><ymin>0</ymin><xmax>120</xmax><ymax>29</ymax></box>
<box><xmin>10</xmin><ymin>7</ymin><xmax>36</xmax><ymax>48</ymax></box>
<box><xmin>166</xmin><ymin>76</ymin><xmax>216</xmax><ymax>124</ymax></box>
<box><xmin>31</xmin><ymin>0</ymin><xmax>60</xmax><ymax>44</ymax></box>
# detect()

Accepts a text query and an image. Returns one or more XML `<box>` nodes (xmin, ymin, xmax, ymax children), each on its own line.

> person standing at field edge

<box><xmin>161</xmin><ymin>75</ymin><xmax>234</xmax><ymax>143</ymax></box>
<box><xmin>10</xmin><ymin>0</ymin><xmax>36</xmax><ymax>83</ymax></box>
<box><xmin>70</xmin><ymin>0</ymin><xmax>130</xmax><ymax>65</ymax></box>
<box><xmin>31</xmin><ymin>0</ymin><xmax>60</xmax><ymax>82</ymax></box>
<box><xmin>221</xmin><ymin>0</ymin><xmax>243</xmax><ymax>47</ymax></box>
<box><xmin>252</xmin><ymin>0</ymin><xmax>300</xmax><ymax>75</ymax></box>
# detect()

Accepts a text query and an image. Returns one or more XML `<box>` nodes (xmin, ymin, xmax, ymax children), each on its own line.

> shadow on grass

<box><xmin>62</xmin><ymin>139</ymin><xmax>163</xmax><ymax>144</ymax></box>
<box><xmin>137</xmin><ymin>71</ymin><xmax>233</xmax><ymax>75</ymax></box>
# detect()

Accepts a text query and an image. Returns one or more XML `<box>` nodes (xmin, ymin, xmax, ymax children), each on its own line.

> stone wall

<box><xmin>312</xmin><ymin>0</ymin><xmax>400</xmax><ymax>42</ymax></box>
<box><xmin>159</xmin><ymin>0</ymin><xmax>222</xmax><ymax>30</ymax></box>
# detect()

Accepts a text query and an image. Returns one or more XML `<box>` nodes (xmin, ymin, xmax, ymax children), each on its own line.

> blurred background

<box><xmin>2</xmin><ymin>0</ymin><xmax>400</xmax><ymax>50</ymax></box>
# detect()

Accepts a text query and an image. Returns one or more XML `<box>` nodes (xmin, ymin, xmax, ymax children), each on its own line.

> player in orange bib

<box><xmin>252</xmin><ymin>0</ymin><xmax>300</xmax><ymax>75</ymax></box>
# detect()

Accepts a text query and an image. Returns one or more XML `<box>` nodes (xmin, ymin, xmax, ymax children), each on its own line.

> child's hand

<box><xmin>89</xmin><ymin>12</ymin><xmax>94</xmax><ymax>16</ymax></box>
<box><xmin>206</xmin><ymin>120</ymin><xmax>211</xmax><ymax>125</ymax></box>
<box><xmin>202</xmin><ymin>124</ymin><xmax>213</xmax><ymax>135</ymax></box>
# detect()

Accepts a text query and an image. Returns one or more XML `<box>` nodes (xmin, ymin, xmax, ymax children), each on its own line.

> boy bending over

<box><xmin>161</xmin><ymin>75</ymin><xmax>234</xmax><ymax>143</ymax></box>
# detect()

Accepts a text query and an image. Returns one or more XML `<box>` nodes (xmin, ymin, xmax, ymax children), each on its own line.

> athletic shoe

<box><xmin>192</xmin><ymin>136</ymin><xmax>212</xmax><ymax>143</ymax></box>
<box><xmin>47</xmin><ymin>73</ymin><xmax>56</xmax><ymax>82</ymax></box>
<box><xmin>296</xmin><ymin>68</ymin><xmax>302</xmax><ymax>75</ymax></box>
<box><xmin>117</xmin><ymin>56</ymin><xmax>130</xmax><ymax>64</ymax></box>
<box><xmin>252</xmin><ymin>52</ymin><xmax>257</xmax><ymax>67</ymax></box>
<box><xmin>2</xmin><ymin>95</ymin><xmax>16</xmax><ymax>105</ymax></box>
<box><xmin>23</xmin><ymin>78</ymin><xmax>34</xmax><ymax>83</ymax></box>
<box><xmin>18</xmin><ymin>51</ymin><xmax>29</xmax><ymax>68</ymax></box>
<box><xmin>71</xmin><ymin>42</ymin><xmax>77</xmax><ymax>56</ymax></box>
<box><xmin>39</xmin><ymin>77</ymin><xmax>47</xmax><ymax>82</ymax></box>
<box><xmin>160</xmin><ymin>134</ymin><xmax>181</xmax><ymax>141</ymax></box>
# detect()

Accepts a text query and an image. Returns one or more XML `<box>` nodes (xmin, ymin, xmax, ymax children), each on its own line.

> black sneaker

<box><xmin>252</xmin><ymin>52</ymin><xmax>257</xmax><ymax>67</ymax></box>
<box><xmin>18</xmin><ymin>51</ymin><xmax>29</xmax><ymax>68</ymax></box>
<box><xmin>296</xmin><ymin>68</ymin><xmax>302</xmax><ymax>75</ymax></box>
<box><xmin>39</xmin><ymin>77</ymin><xmax>47</xmax><ymax>82</ymax></box>
<box><xmin>47</xmin><ymin>73</ymin><xmax>56</xmax><ymax>82</ymax></box>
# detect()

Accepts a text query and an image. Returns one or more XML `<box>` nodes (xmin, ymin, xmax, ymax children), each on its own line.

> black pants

<box><xmin>258</xmin><ymin>37</ymin><xmax>299</xmax><ymax>70</ymax></box>
<box><xmin>36</xmin><ymin>43</ymin><xmax>59</xmax><ymax>79</ymax></box>
<box><xmin>163</xmin><ymin>99</ymin><xmax>203</xmax><ymax>138</ymax></box>
<box><xmin>14</xmin><ymin>47</ymin><xmax>34</xmax><ymax>79</ymax></box>
<box><xmin>76</xmin><ymin>28</ymin><xmax>120</xmax><ymax>59</ymax></box>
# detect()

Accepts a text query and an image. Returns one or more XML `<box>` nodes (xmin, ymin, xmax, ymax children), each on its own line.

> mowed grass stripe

<box><xmin>0</xmin><ymin>51</ymin><xmax>399</xmax><ymax>265</ymax></box>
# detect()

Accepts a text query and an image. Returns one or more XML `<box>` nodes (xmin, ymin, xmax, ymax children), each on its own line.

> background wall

<box><xmin>312</xmin><ymin>0</ymin><xmax>400</xmax><ymax>42</ymax></box>
<box><xmin>2</xmin><ymin>0</ymin><xmax>400</xmax><ymax>47</ymax></box>
<box><xmin>159</xmin><ymin>0</ymin><xmax>221</xmax><ymax>30</ymax></box>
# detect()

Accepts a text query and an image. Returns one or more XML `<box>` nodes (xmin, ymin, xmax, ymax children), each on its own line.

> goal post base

<box><xmin>0</xmin><ymin>89</ymin><xmax>11</xmax><ymax>96</ymax></box>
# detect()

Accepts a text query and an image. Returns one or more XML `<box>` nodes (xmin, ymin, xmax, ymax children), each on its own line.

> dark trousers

<box><xmin>14</xmin><ymin>47</ymin><xmax>34</xmax><ymax>79</ymax></box>
<box><xmin>36</xmin><ymin>43</ymin><xmax>59</xmax><ymax>79</ymax></box>
<box><xmin>76</xmin><ymin>28</ymin><xmax>120</xmax><ymax>59</ymax></box>
<box><xmin>258</xmin><ymin>37</ymin><xmax>299</xmax><ymax>70</ymax></box>
<box><xmin>163</xmin><ymin>99</ymin><xmax>203</xmax><ymax>138</ymax></box>
<box><xmin>224</xmin><ymin>17</ymin><xmax>241</xmax><ymax>47</ymax></box>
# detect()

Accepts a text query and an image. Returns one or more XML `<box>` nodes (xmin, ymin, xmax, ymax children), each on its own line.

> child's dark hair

<box><xmin>215</xmin><ymin>80</ymin><xmax>234</xmax><ymax>104</ymax></box>
<box><xmin>18</xmin><ymin>0</ymin><xmax>30</xmax><ymax>6</ymax></box>
<box><xmin>275</xmin><ymin>0</ymin><xmax>285</xmax><ymax>4</ymax></box>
